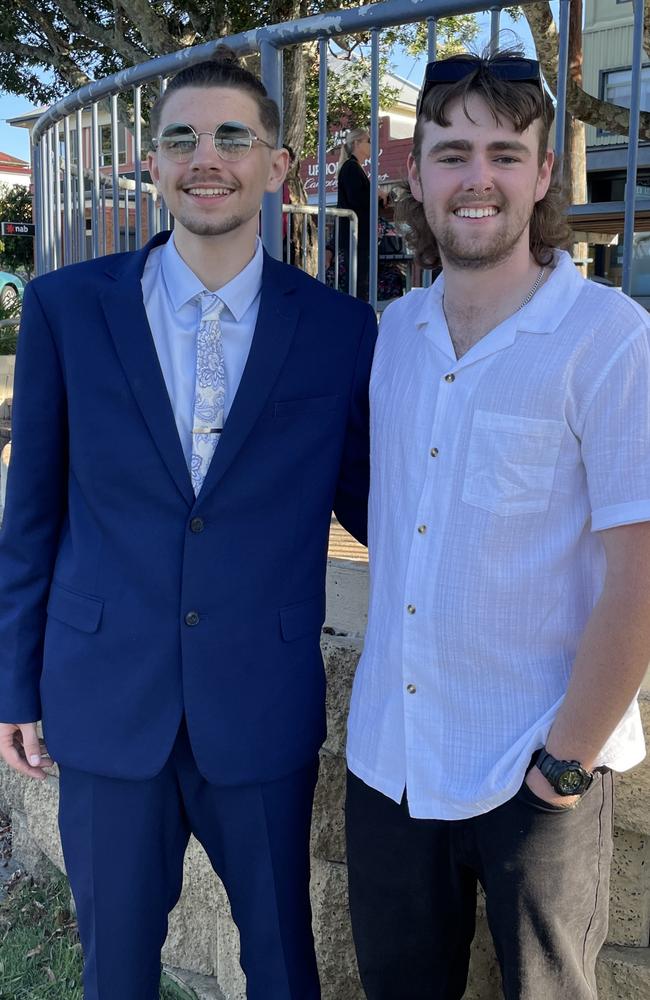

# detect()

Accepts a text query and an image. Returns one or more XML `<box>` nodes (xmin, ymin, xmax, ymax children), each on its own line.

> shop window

<box><xmin>100</xmin><ymin>125</ymin><xmax>128</xmax><ymax>167</ymax></box>
<box><xmin>599</xmin><ymin>66</ymin><xmax>650</xmax><ymax>136</ymax></box>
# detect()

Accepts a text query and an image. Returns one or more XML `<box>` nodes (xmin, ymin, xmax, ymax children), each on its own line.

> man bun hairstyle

<box><xmin>397</xmin><ymin>47</ymin><xmax>572</xmax><ymax>269</ymax></box>
<box><xmin>150</xmin><ymin>45</ymin><xmax>281</xmax><ymax>146</ymax></box>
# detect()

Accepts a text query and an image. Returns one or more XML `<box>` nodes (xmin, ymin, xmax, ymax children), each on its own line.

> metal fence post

<box><xmin>260</xmin><ymin>38</ymin><xmax>284</xmax><ymax>261</ymax></box>
<box><xmin>622</xmin><ymin>0</ymin><xmax>644</xmax><ymax>296</ymax></box>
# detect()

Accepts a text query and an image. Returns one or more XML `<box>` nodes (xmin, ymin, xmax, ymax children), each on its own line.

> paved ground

<box><xmin>328</xmin><ymin>516</ymin><xmax>368</xmax><ymax>562</ymax></box>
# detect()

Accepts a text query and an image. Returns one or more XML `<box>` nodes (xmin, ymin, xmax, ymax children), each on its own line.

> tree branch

<box><xmin>113</xmin><ymin>0</ymin><xmax>180</xmax><ymax>53</ymax></box>
<box><xmin>53</xmin><ymin>0</ymin><xmax>147</xmax><ymax>64</ymax></box>
<box><xmin>524</xmin><ymin>0</ymin><xmax>650</xmax><ymax>141</ymax></box>
<box><xmin>0</xmin><ymin>37</ymin><xmax>91</xmax><ymax>91</ymax></box>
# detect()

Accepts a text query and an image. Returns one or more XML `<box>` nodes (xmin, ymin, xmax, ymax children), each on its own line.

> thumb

<box><xmin>20</xmin><ymin>723</ymin><xmax>42</xmax><ymax>766</ymax></box>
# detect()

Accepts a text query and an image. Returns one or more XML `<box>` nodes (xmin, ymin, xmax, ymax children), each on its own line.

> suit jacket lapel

<box><xmin>99</xmin><ymin>232</ymin><xmax>195</xmax><ymax>507</ymax></box>
<box><xmin>196</xmin><ymin>253</ymin><xmax>300</xmax><ymax>504</ymax></box>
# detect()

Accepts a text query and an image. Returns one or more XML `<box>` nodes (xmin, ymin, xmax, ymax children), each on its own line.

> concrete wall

<box><xmin>0</xmin><ymin>560</ymin><xmax>648</xmax><ymax>999</ymax></box>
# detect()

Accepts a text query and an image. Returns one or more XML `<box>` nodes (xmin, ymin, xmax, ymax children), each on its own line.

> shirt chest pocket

<box><xmin>462</xmin><ymin>410</ymin><xmax>565</xmax><ymax>516</ymax></box>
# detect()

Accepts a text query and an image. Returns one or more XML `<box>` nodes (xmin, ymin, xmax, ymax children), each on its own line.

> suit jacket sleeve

<box><xmin>0</xmin><ymin>281</ymin><xmax>68</xmax><ymax>722</ymax></box>
<box><xmin>333</xmin><ymin>302</ymin><xmax>377</xmax><ymax>546</ymax></box>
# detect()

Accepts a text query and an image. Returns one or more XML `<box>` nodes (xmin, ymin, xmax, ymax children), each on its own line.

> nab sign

<box><xmin>1</xmin><ymin>222</ymin><xmax>36</xmax><ymax>237</ymax></box>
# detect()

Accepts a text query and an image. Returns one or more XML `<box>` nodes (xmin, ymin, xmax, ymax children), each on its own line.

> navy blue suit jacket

<box><xmin>0</xmin><ymin>232</ymin><xmax>376</xmax><ymax>784</ymax></box>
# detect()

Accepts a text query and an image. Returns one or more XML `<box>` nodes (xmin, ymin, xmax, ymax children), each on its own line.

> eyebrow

<box><xmin>427</xmin><ymin>139</ymin><xmax>531</xmax><ymax>155</ymax></box>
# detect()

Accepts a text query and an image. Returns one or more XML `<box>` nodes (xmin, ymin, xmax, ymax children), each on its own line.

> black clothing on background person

<box><xmin>337</xmin><ymin>153</ymin><xmax>370</xmax><ymax>301</ymax></box>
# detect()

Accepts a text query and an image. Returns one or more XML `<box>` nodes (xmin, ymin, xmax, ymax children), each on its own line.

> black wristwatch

<box><xmin>536</xmin><ymin>749</ymin><xmax>594</xmax><ymax>796</ymax></box>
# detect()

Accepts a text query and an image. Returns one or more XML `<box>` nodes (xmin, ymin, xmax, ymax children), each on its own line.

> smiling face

<box><xmin>148</xmin><ymin>85</ymin><xmax>288</xmax><ymax>247</ymax></box>
<box><xmin>407</xmin><ymin>93</ymin><xmax>553</xmax><ymax>271</ymax></box>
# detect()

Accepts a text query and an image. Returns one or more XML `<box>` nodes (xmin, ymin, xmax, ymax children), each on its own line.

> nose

<box><xmin>190</xmin><ymin>132</ymin><xmax>221</xmax><ymax>168</ymax></box>
<box><xmin>462</xmin><ymin>156</ymin><xmax>494</xmax><ymax>196</ymax></box>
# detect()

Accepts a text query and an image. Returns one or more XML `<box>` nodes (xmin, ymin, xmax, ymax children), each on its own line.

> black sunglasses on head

<box><xmin>416</xmin><ymin>56</ymin><xmax>543</xmax><ymax>116</ymax></box>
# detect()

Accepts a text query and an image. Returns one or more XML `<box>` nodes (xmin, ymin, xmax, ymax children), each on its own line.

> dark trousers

<box><xmin>346</xmin><ymin>768</ymin><xmax>614</xmax><ymax>1000</ymax></box>
<box><xmin>57</xmin><ymin>719</ymin><xmax>320</xmax><ymax>1000</ymax></box>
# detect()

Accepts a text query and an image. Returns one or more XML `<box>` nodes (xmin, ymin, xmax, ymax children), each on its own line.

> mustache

<box><xmin>177</xmin><ymin>175</ymin><xmax>240</xmax><ymax>191</ymax></box>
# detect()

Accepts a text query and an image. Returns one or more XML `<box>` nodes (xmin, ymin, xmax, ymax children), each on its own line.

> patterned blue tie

<box><xmin>191</xmin><ymin>292</ymin><xmax>226</xmax><ymax>496</ymax></box>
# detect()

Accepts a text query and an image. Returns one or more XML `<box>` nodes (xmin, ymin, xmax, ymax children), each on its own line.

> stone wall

<box><xmin>0</xmin><ymin>560</ymin><xmax>648</xmax><ymax>999</ymax></box>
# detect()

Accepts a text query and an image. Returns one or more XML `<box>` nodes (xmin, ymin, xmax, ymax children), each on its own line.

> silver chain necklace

<box><xmin>518</xmin><ymin>266</ymin><xmax>546</xmax><ymax>311</ymax></box>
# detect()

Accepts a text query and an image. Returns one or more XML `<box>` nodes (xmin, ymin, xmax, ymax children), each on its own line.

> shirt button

<box><xmin>185</xmin><ymin>611</ymin><xmax>200</xmax><ymax>626</ymax></box>
<box><xmin>430</xmin><ymin>447</ymin><xmax>439</xmax><ymax>458</ymax></box>
<box><xmin>444</xmin><ymin>373</ymin><xmax>455</xmax><ymax>383</ymax></box>
<box><xmin>407</xmin><ymin>604</ymin><xmax>416</xmax><ymax>615</ymax></box>
<box><xmin>406</xmin><ymin>683</ymin><xmax>417</xmax><ymax>694</ymax></box>
<box><xmin>418</xmin><ymin>524</ymin><xmax>427</xmax><ymax>534</ymax></box>
<box><xmin>190</xmin><ymin>517</ymin><xmax>204</xmax><ymax>533</ymax></box>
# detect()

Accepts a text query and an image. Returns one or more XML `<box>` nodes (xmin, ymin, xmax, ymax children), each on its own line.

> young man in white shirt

<box><xmin>346</xmin><ymin>49</ymin><xmax>650</xmax><ymax>1000</ymax></box>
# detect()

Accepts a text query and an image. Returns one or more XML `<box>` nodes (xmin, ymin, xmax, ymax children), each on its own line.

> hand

<box><xmin>524</xmin><ymin>762</ymin><xmax>580</xmax><ymax>809</ymax></box>
<box><xmin>0</xmin><ymin>722</ymin><xmax>54</xmax><ymax>780</ymax></box>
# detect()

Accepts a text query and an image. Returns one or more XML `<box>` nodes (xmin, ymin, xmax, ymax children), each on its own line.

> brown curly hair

<box><xmin>396</xmin><ymin>50</ymin><xmax>572</xmax><ymax>269</ymax></box>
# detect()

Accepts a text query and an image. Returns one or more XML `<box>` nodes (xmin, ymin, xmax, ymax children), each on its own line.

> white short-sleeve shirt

<box><xmin>346</xmin><ymin>250</ymin><xmax>650</xmax><ymax>820</ymax></box>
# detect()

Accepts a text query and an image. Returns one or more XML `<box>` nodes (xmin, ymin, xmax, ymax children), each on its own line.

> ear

<box><xmin>147</xmin><ymin>151</ymin><xmax>160</xmax><ymax>188</ymax></box>
<box><xmin>265</xmin><ymin>147</ymin><xmax>290</xmax><ymax>193</ymax></box>
<box><xmin>407</xmin><ymin>152</ymin><xmax>423</xmax><ymax>203</ymax></box>
<box><xmin>535</xmin><ymin>148</ymin><xmax>554</xmax><ymax>204</ymax></box>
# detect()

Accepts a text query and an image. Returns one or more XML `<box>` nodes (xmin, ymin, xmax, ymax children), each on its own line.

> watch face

<box><xmin>558</xmin><ymin>768</ymin><xmax>584</xmax><ymax>795</ymax></box>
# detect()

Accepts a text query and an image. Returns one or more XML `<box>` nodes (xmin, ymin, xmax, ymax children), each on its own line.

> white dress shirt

<box><xmin>141</xmin><ymin>234</ymin><xmax>263</xmax><ymax>468</ymax></box>
<box><xmin>347</xmin><ymin>250</ymin><xmax>650</xmax><ymax>820</ymax></box>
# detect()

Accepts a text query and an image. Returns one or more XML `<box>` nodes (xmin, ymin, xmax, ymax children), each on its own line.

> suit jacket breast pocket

<box><xmin>462</xmin><ymin>410</ymin><xmax>564</xmax><ymax>517</ymax></box>
<box><xmin>273</xmin><ymin>395</ymin><xmax>340</xmax><ymax>420</ymax></box>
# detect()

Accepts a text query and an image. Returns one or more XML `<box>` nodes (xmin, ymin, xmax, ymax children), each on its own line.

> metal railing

<box><xmin>283</xmin><ymin>205</ymin><xmax>358</xmax><ymax>296</ymax></box>
<box><xmin>28</xmin><ymin>0</ymin><xmax>645</xmax><ymax>305</ymax></box>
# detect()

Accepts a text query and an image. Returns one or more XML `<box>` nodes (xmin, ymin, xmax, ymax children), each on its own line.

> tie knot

<box><xmin>200</xmin><ymin>292</ymin><xmax>224</xmax><ymax>321</ymax></box>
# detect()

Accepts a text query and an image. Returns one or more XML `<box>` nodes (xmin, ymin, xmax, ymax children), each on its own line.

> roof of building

<box><xmin>0</xmin><ymin>151</ymin><xmax>29</xmax><ymax>170</ymax></box>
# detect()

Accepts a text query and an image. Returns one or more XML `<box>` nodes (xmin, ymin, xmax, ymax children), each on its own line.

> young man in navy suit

<box><xmin>0</xmin><ymin>51</ymin><xmax>376</xmax><ymax>1000</ymax></box>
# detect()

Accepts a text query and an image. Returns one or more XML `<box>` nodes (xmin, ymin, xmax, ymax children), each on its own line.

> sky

<box><xmin>0</xmin><ymin>7</ymin><xmax>536</xmax><ymax>163</ymax></box>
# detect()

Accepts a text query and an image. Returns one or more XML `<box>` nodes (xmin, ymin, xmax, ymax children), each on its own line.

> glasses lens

<box><xmin>417</xmin><ymin>57</ymin><xmax>541</xmax><ymax>115</ymax></box>
<box><xmin>488</xmin><ymin>58</ymin><xmax>540</xmax><ymax>82</ymax></box>
<box><xmin>158</xmin><ymin>124</ymin><xmax>197</xmax><ymax>161</ymax></box>
<box><xmin>425</xmin><ymin>56</ymin><xmax>479</xmax><ymax>85</ymax></box>
<box><xmin>214</xmin><ymin>122</ymin><xmax>254</xmax><ymax>160</ymax></box>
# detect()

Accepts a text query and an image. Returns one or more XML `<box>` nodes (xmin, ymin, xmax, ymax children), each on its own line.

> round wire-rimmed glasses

<box><xmin>152</xmin><ymin>121</ymin><xmax>275</xmax><ymax>162</ymax></box>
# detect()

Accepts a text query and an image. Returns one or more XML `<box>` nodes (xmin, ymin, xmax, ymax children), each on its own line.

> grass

<box><xmin>0</xmin><ymin>869</ymin><xmax>195</xmax><ymax>1000</ymax></box>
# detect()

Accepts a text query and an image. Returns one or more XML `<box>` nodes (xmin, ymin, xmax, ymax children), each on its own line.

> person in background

<box><xmin>377</xmin><ymin>192</ymin><xmax>405</xmax><ymax>303</ymax></box>
<box><xmin>337</xmin><ymin>127</ymin><xmax>371</xmax><ymax>300</ymax></box>
<box><xmin>346</xmin><ymin>48</ymin><xmax>650</xmax><ymax>1000</ymax></box>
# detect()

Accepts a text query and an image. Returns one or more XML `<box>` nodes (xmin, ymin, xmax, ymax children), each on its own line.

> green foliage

<box><xmin>304</xmin><ymin>51</ymin><xmax>399</xmax><ymax>157</ymax></box>
<box><xmin>0</xmin><ymin>186</ymin><xmax>34</xmax><ymax>278</ymax></box>
<box><xmin>0</xmin><ymin>869</ymin><xmax>196</xmax><ymax>998</ymax></box>
<box><xmin>383</xmin><ymin>14</ymin><xmax>481</xmax><ymax>62</ymax></box>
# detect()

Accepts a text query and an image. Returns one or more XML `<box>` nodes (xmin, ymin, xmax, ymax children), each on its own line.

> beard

<box><xmin>171</xmin><ymin>173</ymin><xmax>257</xmax><ymax>238</ymax></box>
<box><xmin>175</xmin><ymin>211</ymin><xmax>245</xmax><ymax>237</ymax></box>
<box><xmin>426</xmin><ymin>196</ymin><xmax>536</xmax><ymax>270</ymax></box>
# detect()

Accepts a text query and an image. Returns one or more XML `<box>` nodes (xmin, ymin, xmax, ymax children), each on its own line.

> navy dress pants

<box><xmin>57</xmin><ymin>719</ymin><xmax>320</xmax><ymax>1000</ymax></box>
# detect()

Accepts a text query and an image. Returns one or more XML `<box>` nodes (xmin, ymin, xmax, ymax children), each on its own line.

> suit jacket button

<box><xmin>190</xmin><ymin>517</ymin><xmax>204</xmax><ymax>533</ymax></box>
<box><xmin>185</xmin><ymin>611</ymin><xmax>200</xmax><ymax>626</ymax></box>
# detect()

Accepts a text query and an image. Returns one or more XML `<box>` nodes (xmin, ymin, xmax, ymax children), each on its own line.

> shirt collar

<box><xmin>160</xmin><ymin>234</ymin><xmax>264</xmax><ymax>321</ymax></box>
<box><xmin>415</xmin><ymin>249</ymin><xmax>585</xmax><ymax>344</ymax></box>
